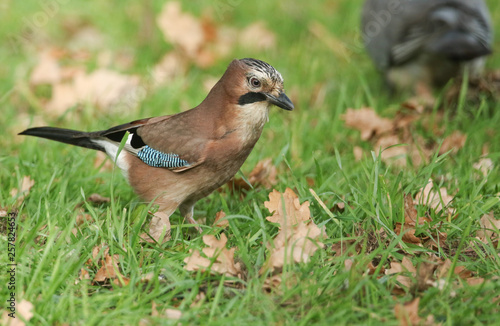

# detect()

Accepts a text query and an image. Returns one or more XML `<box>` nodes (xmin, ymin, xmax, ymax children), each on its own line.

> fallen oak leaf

<box><xmin>10</xmin><ymin>176</ymin><xmax>35</xmax><ymax>203</ymax></box>
<box><xmin>477</xmin><ymin>211</ymin><xmax>500</xmax><ymax>243</ymax></box>
<box><xmin>87</xmin><ymin>193</ymin><xmax>110</xmax><ymax>204</ymax></box>
<box><xmin>141</xmin><ymin>211</ymin><xmax>172</xmax><ymax>243</ymax></box>
<box><xmin>152</xmin><ymin>51</ymin><xmax>188</xmax><ymax>86</ymax></box>
<box><xmin>394</xmin><ymin>223</ymin><xmax>422</xmax><ymax>245</ymax></box>
<box><xmin>229</xmin><ymin>158</ymin><xmax>278</xmax><ymax>192</ymax></box>
<box><xmin>1</xmin><ymin>299</ymin><xmax>34</xmax><ymax>326</ymax></box>
<box><xmin>264</xmin><ymin>188</ymin><xmax>311</xmax><ymax>227</ymax></box>
<box><xmin>30</xmin><ymin>50</ymin><xmax>61</xmax><ymax>85</ymax></box>
<box><xmin>261</xmin><ymin>188</ymin><xmax>325</xmax><ymax>273</ymax></box>
<box><xmin>94</xmin><ymin>252</ymin><xmax>121</xmax><ymax>282</ymax></box>
<box><xmin>414</xmin><ymin>179</ymin><xmax>455</xmax><ymax>215</ymax></box>
<box><xmin>213</xmin><ymin>210</ymin><xmax>229</xmax><ymax>228</ymax></box>
<box><xmin>342</xmin><ymin>107</ymin><xmax>393</xmax><ymax>141</ymax></box>
<box><xmin>46</xmin><ymin>68</ymin><xmax>140</xmax><ymax>114</ymax></box>
<box><xmin>239</xmin><ymin>22</ymin><xmax>276</xmax><ymax>50</ymax></box>
<box><xmin>394</xmin><ymin>297</ymin><xmax>421</xmax><ymax>326</ymax></box>
<box><xmin>415</xmin><ymin>260</ymin><xmax>439</xmax><ymax>291</ymax></box>
<box><xmin>473</xmin><ymin>157</ymin><xmax>494</xmax><ymax>177</ymax></box>
<box><xmin>439</xmin><ymin>131</ymin><xmax>467</xmax><ymax>155</ymax></box>
<box><xmin>183</xmin><ymin>233</ymin><xmax>241</xmax><ymax>277</ymax></box>
<box><xmin>156</xmin><ymin>1</ymin><xmax>204</xmax><ymax>59</ymax></box>
<box><xmin>385</xmin><ymin>257</ymin><xmax>416</xmax><ymax>290</ymax></box>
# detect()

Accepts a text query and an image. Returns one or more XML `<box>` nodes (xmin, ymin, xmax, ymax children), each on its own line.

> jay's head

<box><xmin>221</xmin><ymin>58</ymin><xmax>294</xmax><ymax>112</ymax></box>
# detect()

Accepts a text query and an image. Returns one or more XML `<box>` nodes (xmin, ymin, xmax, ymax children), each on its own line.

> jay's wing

<box><xmin>97</xmin><ymin>115</ymin><xmax>208</xmax><ymax>172</ymax></box>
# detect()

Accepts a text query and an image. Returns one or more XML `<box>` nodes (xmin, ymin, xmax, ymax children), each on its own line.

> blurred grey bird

<box><xmin>361</xmin><ymin>0</ymin><xmax>493</xmax><ymax>91</ymax></box>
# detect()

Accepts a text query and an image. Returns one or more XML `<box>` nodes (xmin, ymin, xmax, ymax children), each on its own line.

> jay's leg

<box><xmin>180</xmin><ymin>203</ymin><xmax>202</xmax><ymax>233</ymax></box>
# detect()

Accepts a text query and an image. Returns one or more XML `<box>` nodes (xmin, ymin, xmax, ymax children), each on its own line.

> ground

<box><xmin>1</xmin><ymin>1</ymin><xmax>500</xmax><ymax>325</ymax></box>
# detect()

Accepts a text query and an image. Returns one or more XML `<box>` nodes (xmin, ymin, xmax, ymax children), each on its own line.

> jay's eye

<box><xmin>249</xmin><ymin>77</ymin><xmax>261</xmax><ymax>88</ymax></box>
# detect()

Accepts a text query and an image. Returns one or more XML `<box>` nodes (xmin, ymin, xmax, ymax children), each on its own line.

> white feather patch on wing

<box><xmin>91</xmin><ymin>139</ymin><xmax>130</xmax><ymax>175</ymax></box>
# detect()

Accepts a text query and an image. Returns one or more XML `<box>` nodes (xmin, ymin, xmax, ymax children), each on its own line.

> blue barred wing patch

<box><xmin>137</xmin><ymin>145</ymin><xmax>190</xmax><ymax>168</ymax></box>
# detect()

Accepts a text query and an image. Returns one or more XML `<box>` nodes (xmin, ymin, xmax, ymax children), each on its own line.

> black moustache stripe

<box><xmin>238</xmin><ymin>92</ymin><xmax>267</xmax><ymax>106</ymax></box>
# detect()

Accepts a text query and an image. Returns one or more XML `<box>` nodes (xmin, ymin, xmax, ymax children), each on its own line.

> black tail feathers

<box><xmin>19</xmin><ymin>127</ymin><xmax>104</xmax><ymax>151</ymax></box>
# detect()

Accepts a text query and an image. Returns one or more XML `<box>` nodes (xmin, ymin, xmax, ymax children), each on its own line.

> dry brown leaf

<box><xmin>344</xmin><ymin>258</ymin><xmax>354</xmax><ymax>271</ymax></box>
<box><xmin>46</xmin><ymin>69</ymin><xmax>140</xmax><ymax>114</ymax></box>
<box><xmin>156</xmin><ymin>1</ymin><xmax>204</xmax><ymax>59</ymax></box>
<box><xmin>164</xmin><ymin>309</ymin><xmax>182</xmax><ymax>320</ymax></box>
<box><xmin>473</xmin><ymin>158</ymin><xmax>494</xmax><ymax>177</ymax></box>
<box><xmin>190</xmin><ymin>292</ymin><xmax>206</xmax><ymax>308</ymax></box>
<box><xmin>477</xmin><ymin>212</ymin><xmax>500</xmax><ymax>243</ymax></box>
<box><xmin>30</xmin><ymin>50</ymin><xmax>61</xmax><ymax>85</ymax></box>
<box><xmin>46</xmin><ymin>83</ymin><xmax>78</xmax><ymax>115</ymax></box>
<box><xmin>74</xmin><ymin>69</ymin><xmax>140</xmax><ymax>109</ymax></box>
<box><xmin>454</xmin><ymin>265</ymin><xmax>473</xmax><ymax>279</ymax></box>
<box><xmin>386</xmin><ymin>257</ymin><xmax>416</xmax><ymax>289</ymax></box>
<box><xmin>395</xmin><ymin>194</ymin><xmax>435</xmax><ymax>245</ymax></box>
<box><xmin>353</xmin><ymin>146</ymin><xmax>364</xmax><ymax>161</ymax></box>
<box><xmin>94</xmin><ymin>252</ymin><xmax>121</xmax><ymax>282</ymax></box>
<box><xmin>142</xmin><ymin>211</ymin><xmax>172</xmax><ymax>243</ymax></box>
<box><xmin>87</xmin><ymin>193</ymin><xmax>110</xmax><ymax>204</ymax></box>
<box><xmin>466</xmin><ymin>277</ymin><xmax>485</xmax><ymax>286</ymax></box>
<box><xmin>439</xmin><ymin>131</ymin><xmax>467</xmax><ymax>155</ymax></box>
<box><xmin>262</xmin><ymin>273</ymin><xmax>300</xmax><ymax>294</ymax></box>
<box><xmin>112</xmin><ymin>276</ymin><xmax>131</xmax><ymax>287</ymax></box>
<box><xmin>394</xmin><ymin>223</ymin><xmax>422</xmax><ymax>245</ymax></box>
<box><xmin>75</xmin><ymin>213</ymin><xmax>93</xmax><ymax>227</ymax></box>
<box><xmin>416</xmin><ymin>261</ymin><xmax>438</xmax><ymax>291</ymax></box>
<box><xmin>436</xmin><ymin>258</ymin><xmax>452</xmax><ymax>279</ymax></box>
<box><xmin>152</xmin><ymin>51</ymin><xmax>188</xmax><ymax>86</ymax></box>
<box><xmin>395</xmin><ymin>297</ymin><xmax>421</xmax><ymax>326</ymax></box>
<box><xmin>414</xmin><ymin>179</ymin><xmax>455</xmax><ymax>215</ymax></box>
<box><xmin>264</xmin><ymin>188</ymin><xmax>311</xmax><ymax>227</ymax></box>
<box><xmin>401</xmin><ymin>82</ymin><xmax>436</xmax><ymax>113</ymax></box>
<box><xmin>1</xmin><ymin>299</ymin><xmax>34</xmax><ymax>326</ymax></box>
<box><xmin>79</xmin><ymin>268</ymin><xmax>90</xmax><ymax>281</ymax></box>
<box><xmin>230</xmin><ymin>158</ymin><xmax>278</xmax><ymax>192</ymax></box>
<box><xmin>375</xmin><ymin>135</ymin><xmax>408</xmax><ymax>167</ymax></box>
<box><xmin>404</xmin><ymin>193</ymin><xmax>419</xmax><ymax>225</ymax></box>
<box><xmin>10</xmin><ymin>176</ymin><xmax>35</xmax><ymax>203</ymax></box>
<box><xmin>183</xmin><ymin>233</ymin><xmax>241</xmax><ymax>277</ymax></box>
<box><xmin>367</xmin><ymin>260</ymin><xmax>385</xmax><ymax>275</ymax></box>
<box><xmin>262</xmin><ymin>188</ymin><xmax>325</xmax><ymax>273</ymax></box>
<box><xmin>248</xmin><ymin>158</ymin><xmax>278</xmax><ymax>189</ymax></box>
<box><xmin>331</xmin><ymin>239</ymin><xmax>356</xmax><ymax>257</ymax></box>
<box><xmin>213</xmin><ymin>210</ymin><xmax>229</xmax><ymax>228</ymax></box>
<box><xmin>239</xmin><ymin>22</ymin><xmax>276</xmax><ymax>50</ymax></box>
<box><xmin>342</xmin><ymin>107</ymin><xmax>393</xmax><ymax>140</ymax></box>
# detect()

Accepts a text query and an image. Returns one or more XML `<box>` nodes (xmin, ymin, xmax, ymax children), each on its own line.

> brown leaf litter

<box><xmin>1</xmin><ymin>299</ymin><xmax>34</xmax><ymax>326</ymax></box>
<box><xmin>183</xmin><ymin>233</ymin><xmax>242</xmax><ymax>278</ymax></box>
<box><xmin>414</xmin><ymin>179</ymin><xmax>455</xmax><ymax>216</ymax></box>
<box><xmin>228</xmin><ymin>158</ymin><xmax>278</xmax><ymax>193</ymax></box>
<box><xmin>80</xmin><ymin>244</ymin><xmax>128</xmax><ymax>286</ymax></box>
<box><xmin>10</xmin><ymin>176</ymin><xmax>35</xmax><ymax>205</ymax></box>
<box><xmin>260</xmin><ymin>188</ymin><xmax>325</xmax><ymax>273</ymax></box>
<box><xmin>342</xmin><ymin>104</ymin><xmax>467</xmax><ymax>167</ymax></box>
<box><xmin>140</xmin><ymin>211</ymin><xmax>172</xmax><ymax>244</ymax></box>
<box><xmin>156</xmin><ymin>1</ymin><xmax>276</xmax><ymax>70</ymax></box>
<box><xmin>394</xmin><ymin>193</ymin><xmax>448</xmax><ymax>249</ymax></box>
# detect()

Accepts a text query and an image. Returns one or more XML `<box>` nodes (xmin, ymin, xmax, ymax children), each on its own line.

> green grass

<box><xmin>1</xmin><ymin>1</ymin><xmax>500</xmax><ymax>325</ymax></box>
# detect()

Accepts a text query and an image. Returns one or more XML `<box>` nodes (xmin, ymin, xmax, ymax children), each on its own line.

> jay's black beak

<box><xmin>265</xmin><ymin>91</ymin><xmax>294</xmax><ymax>111</ymax></box>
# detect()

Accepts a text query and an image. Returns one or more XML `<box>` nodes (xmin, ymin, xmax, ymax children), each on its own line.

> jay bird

<box><xmin>361</xmin><ymin>0</ymin><xmax>492</xmax><ymax>91</ymax></box>
<box><xmin>20</xmin><ymin>58</ymin><xmax>293</xmax><ymax>238</ymax></box>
